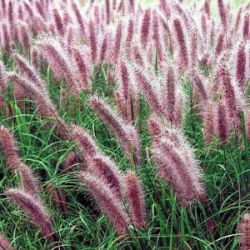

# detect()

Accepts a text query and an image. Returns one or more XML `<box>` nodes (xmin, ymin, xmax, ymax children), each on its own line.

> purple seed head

<box><xmin>236</xmin><ymin>41</ymin><xmax>246</xmax><ymax>89</ymax></box>
<box><xmin>216</xmin><ymin>99</ymin><xmax>229</xmax><ymax>145</ymax></box>
<box><xmin>113</xmin><ymin>21</ymin><xmax>123</xmax><ymax>61</ymax></box>
<box><xmin>152</xmin><ymin>134</ymin><xmax>205</xmax><ymax>206</ymax></box>
<box><xmin>140</xmin><ymin>9</ymin><xmax>151</xmax><ymax>48</ymax></box>
<box><xmin>125</xmin><ymin>171</ymin><xmax>146</xmax><ymax>229</ymax></box>
<box><xmin>13</xmin><ymin>53</ymin><xmax>46</xmax><ymax>93</ymax></box>
<box><xmin>79</xmin><ymin>172</ymin><xmax>129</xmax><ymax>235</ymax></box>
<box><xmin>72</xmin><ymin>47</ymin><xmax>92</xmax><ymax>92</ymax></box>
<box><xmin>88</xmin><ymin>20</ymin><xmax>97</xmax><ymax>63</ymax></box>
<box><xmin>217</xmin><ymin>0</ymin><xmax>227</xmax><ymax>29</ymax></box>
<box><xmin>172</xmin><ymin>17</ymin><xmax>189</xmax><ymax>69</ymax></box>
<box><xmin>105</xmin><ymin>0</ymin><xmax>111</xmax><ymax>24</ymax></box>
<box><xmin>89</xmin><ymin>153</ymin><xmax>123</xmax><ymax>199</ymax></box>
<box><xmin>52</xmin><ymin>8</ymin><xmax>64</xmax><ymax>36</ymax></box>
<box><xmin>243</xmin><ymin>12</ymin><xmax>250</xmax><ymax>40</ymax></box>
<box><xmin>0</xmin><ymin>125</ymin><xmax>21</xmax><ymax>170</ymax></box>
<box><xmin>6</xmin><ymin>188</ymin><xmax>56</xmax><ymax>241</ymax></box>
<box><xmin>36</xmin><ymin>37</ymin><xmax>80</xmax><ymax>94</ymax></box>
<box><xmin>89</xmin><ymin>96</ymin><xmax>140</xmax><ymax>165</ymax></box>
<box><xmin>70</xmin><ymin>124</ymin><xmax>98</xmax><ymax>161</ymax></box>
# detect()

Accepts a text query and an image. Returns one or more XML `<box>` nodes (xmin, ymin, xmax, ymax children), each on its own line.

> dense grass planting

<box><xmin>0</xmin><ymin>0</ymin><xmax>249</xmax><ymax>249</ymax></box>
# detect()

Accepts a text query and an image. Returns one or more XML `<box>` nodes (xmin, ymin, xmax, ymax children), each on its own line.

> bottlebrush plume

<box><xmin>18</xmin><ymin>163</ymin><xmax>40</xmax><ymax>197</ymax></box>
<box><xmin>131</xmin><ymin>64</ymin><xmax>162</xmax><ymax>116</ymax></box>
<box><xmin>93</xmin><ymin>5</ymin><xmax>100</xmax><ymax>27</ymax></box>
<box><xmin>52</xmin><ymin>8</ymin><xmax>64</xmax><ymax>36</ymax></box>
<box><xmin>30</xmin><ymin>47</ymin><xmax>41</xmax><ymax>72</ymax></box>
<box><xmin>0</xmin><ymin>0</ymin><xmax>7</xmax><ymax>18</ymax></box>
<box><xmin>173</xmin><ymin>4</ymin><xmax>191</xmax><ymax>32</ymax></box>
<box><xmin>89</xmin><ymin>96</ymin><xmax>140</xmax><ymax>165</ymax></box>
<box><xmin>239</xmin><ymin>214</ymin><xmax>250</xmax><ymax>250</ymax></box>
<box><xmin>117</xmin><ymin>60</ymin><xmax>130</xmax><ymax>108</ymax></box>
<box><xmin>147</xmin><ymin>114</ymin><xmax>163</xmax><ymax>141</ymax></box>
<box><xmin>235</xmin><ymin>7</ymin><xmax>243</xmax><ymax>33</ymax></box>
<box><xmin>140</xmin><ymin>9</ymin><xmax>151</xmax><ymax>48</ymax></box>
<box><xmin>13</xmin><ymin>53</ymin><xmax>47</xmax><ymax>93</ymax></box>
<box><xmin>1</xmin><ymin>22</ymin><xmax>11</xmax><ymax>53</ymax></box>
<box><xmin>217</xmin><ymin>0</ymin><xmax>227</xmax><ymax>29</ymax></box>
<box><xmin>173</xmin><ymin>86</ymin><xmax>186</xmax><ymax>128</ymax></box>
<box><xmin>246</xmin><ymin>43</ymin><xmax>250</xmax><ymax>80</ymax></box>
<box><xmin>72</xmin><ymin>47</ymin><xmax>92</xmax><ymax>92</ymax></box>
<box><xmin>203</xmin><ymin>0</ymin><xmax>211</xmax><ymax>17</ymax></box>
<box><xmin>105</xmin><ymin>0</ymin><xmax>111</xmax><ymax>24</ymax></box>
<box><xmin>124</xmin><ymin>171</ymin><xmax>146</xmax><ymax>229</ymax></box>
<box><xmin>243</xmin><ymin>12</ymin><xmax>249</xmax><ymax>40</ymax></box>
<box><xmin>70</xmin><ymin>124</ymin><xmax>98</xmax><ymax>161</ymax></box>
<box><xmin>172</xmin><ymin>17</ymin><xmax>189</xmax><ymax>70</ymax></box>
<box><xmin>189</xmin><ymin>69</ymin><xmax>208</xmax><ymax>102</ymax></box>
<box><xmin>35</xmin><ymin>1</ymin><xmax>46</xmax><ymax>20</ymax></box>
<box><xmin>63</xmin><ymin>11</ymin><xmax>72</xmax><ymax>29</ymax></box>
<box><xmin>236</xmin><ymin>42</ymin><xmax>246</xmax><ymax>89</ymax></box>
<box><xmin>36</xmin><ymin>37</ymin><xmax>80</xmax><ymax>94</ymax></box>
<box><xmin>148</xmin><ymin>116</ymin><xmax>184</xmax><ymax>146</ymax></box>
<box><xmin>216</xmin><ymin>99</ymin><xmax>229</xmax><ymax>145</ymax></box>
<box><xmin>161</xmin><ymin>66</ymin><xmax>176</xmax><ymax>124</ymax></box>
<box><xmin>218</xmin><ymin>67</ymin><xmax>243</xmax><ymax>128</ymax></box>
<box><xmin>159</xmin><ymin>0</ymin><xmax>171</xmax><ymax>17</ymax></box>
<box><xmin>23</xmin><ymin>2</ymin><xmax>33</xmax><ymax>19</ymax></box>
<box><xmin>0</xmin><ymin>125</ymin><xmax>21</xmax><ymax>170</ymax></box>
<box><xmin>8</xmin><ymin>73</ymin><xmax>57</xmax><ymax>118</ymax></box>
<box><xmin>0</xmin><ymin>126</ymin><xmax>39</xmax><ymax>197</ymax></box>
<box><xmin>88</xmin><ymin>153</ymin><xmax>123</xmax><ymax>199</ymax></box>
<box><xmin>113</xmin><ymin>20</ymin><xmax>123</xmax><ymax>61</ymax></box>
<box><xmin>190</xmin><ymin>29</ymin><xmax>198</xmax><ymax>66</ymax></box>
<box><xmin>8</xmin><ymin>0</ymin><xmax>14</xmax><ymax>33</ymax></box>
<box><xmin>117</xmin><ymin>0</ymin><xmax>125</xmax><ymax>14</ymax></box>
<box><xmin>64</xmin><ymin>25</ymin><xmax>75</xmax><ymax>57</ymax></box>
<box><xmin>6</xmin><ymin>188</ymin><xmax>56</xmax><ymax>241</ymax></box>
<box><xmin>31</xmin><ymin>15</ymin><xmax>48</xmax><ymax>35</ymax></box>
<box><xmin>131</xmin><ymin>44</ymin><xmax>147</xmax><ymax>68</ymax></box>
<box><xmin>88</xmin><ymin>20</ymin><xmax>97</xmax><ymax>64</ymax></box>
<box><xmin>0</xmin><ymin>233</ymin><xmax>13</xmax><ymax>250</ymax></box>
<box><xmin>202</xmin><ymin>100</ymin><xmax>215</xmax><ymax>145</ymax></box>
<box><xmin>152</xmin><ymin>10</ymin><xmax>165</xmax><ymax>63</ymax></box>
<box><xmin>147</xmin><ymin>41</ymin><xmax>155</xmax><ymax>65</ymax></box>
<box><xmin>201</xmin><ymin>14</ymin><xmax>207</xmax><ymax>44</ymax></box>
<box><xmin>112</xmin><ymin>0</ymin><xmax>117</xmax><ymax>10</ymax></box>
<box><xmin>125</xmin><ymin>17</ymin><xmax>134</xmax><ymax>46</ymax></box>
<box><xmin>99</xmin><ymin>31</ymin><xmax>109</xmax><ymax>62</ymax></box>
<box><xmin>71</xmin><ymin>2</ymin><xmax>86</xmax><ymax>39</ymax></box>
<box><xmin>17</xmin><ymin>22</ymin><xmax>30</xmax><ymax>50</ymax></box>
<box><xmin>158</xmin><ymin>14</ymin><xmax>173</xmax><ymax>54</ymax></box>
<box><xmin>128</xmin><ymin>0</ymin><xmax>135</xmax><ymax>14</ymax></box>
<box><xmin>207</xmin><ymin>19</ymin><xmax>215</xmax><ymax>48</ymax></box>
<box><xmin>79</xmin><ymin>172</ymin><xmax>129</xmax><ymax>235</ymax></box>
<box><xmin>152</xmin><ymin>130</ymin><xmax>205</xmax><ymax>206</ymax></box>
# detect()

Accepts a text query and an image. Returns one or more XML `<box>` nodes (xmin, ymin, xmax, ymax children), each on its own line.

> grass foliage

<box><xmin>0</xmin><ymin>58</ymin><xmax>248</xmax><ymax>250</ymax></box>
